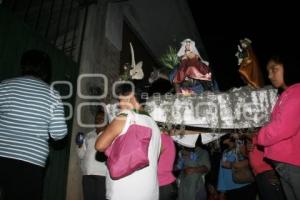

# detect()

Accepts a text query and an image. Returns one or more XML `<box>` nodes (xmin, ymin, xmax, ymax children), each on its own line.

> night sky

<box><xmin>187</xmin><ymin>1</ymin><xmax>300</xmax><ymax>91</ymax></box>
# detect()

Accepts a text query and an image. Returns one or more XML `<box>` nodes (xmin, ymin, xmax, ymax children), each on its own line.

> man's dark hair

<box><xmin>116</xmin><ymin>80</ymin><xmax>148</xmax><ymax>104</ymax></box>
<box><xmin>21</xmin><ymin>49</ymin><xmax>52</xmax><ymax>83</ymax></box>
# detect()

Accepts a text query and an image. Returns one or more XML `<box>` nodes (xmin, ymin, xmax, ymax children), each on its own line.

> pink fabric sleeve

<box><xmin>258</xmin><ymin>88</ymin><xmax>300</xmax><ymax>146</ymax></box>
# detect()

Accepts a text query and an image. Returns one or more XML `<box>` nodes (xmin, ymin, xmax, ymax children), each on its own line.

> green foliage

<box><xmin>160</xmin><ymin>46</ymin><xmax>179</xmax><ymax>69</ymax></box>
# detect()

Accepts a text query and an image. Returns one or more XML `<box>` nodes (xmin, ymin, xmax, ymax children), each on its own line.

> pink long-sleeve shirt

<box><xmin>248</xmin><ymin>135</ymin><xmax>273</xmax><ymax>176</ymax></box>
<box><xmin>258</xmin><ymin>83</ymin><xmax>300</xmax><ymax>167</ymax></box>
<box><xmin>158</xmin><ymin>133</ymin><xmax>176</xmax><ymax>186</ymax></box>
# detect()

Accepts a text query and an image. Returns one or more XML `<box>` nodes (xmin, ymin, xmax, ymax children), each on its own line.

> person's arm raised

<box><xmin>95</xmin><ymin>114</ymin><xmax>127</xmax><ymax>152</ymax></box>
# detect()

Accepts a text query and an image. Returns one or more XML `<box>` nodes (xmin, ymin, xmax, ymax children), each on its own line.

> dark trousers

<box><xmin>226</xmin><ymin>183</ymin><xmax>256</xmax><ymax>200</ymax></box>
<box><xmin>159</xmin><ymin>181</ymin><xmax>177</xmax><ymax>200</ymax></box>
<box><xmin>82</xmin><ymin>175</ymin><xmax>106</xmax><ymax>200</ymax></box>
<box><xmin>273</xmin><ymin>162</ymin><xmax>300</xmax><ymax>200</ymax></box>
<box><xmin>0</xmin><ymin>157</ymin><xmax>44</xmax><ymax>200</ymax></box>
<box><xmin>255</xmin><ymin>170</ymin><xmax>286</xmax><ymax>200</ymax></box>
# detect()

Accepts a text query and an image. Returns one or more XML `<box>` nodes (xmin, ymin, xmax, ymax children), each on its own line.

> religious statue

<box><xmin>149</xmin><ymin>38</ymin><xmax>217</xmax><ymax>95</ymax></box>
<box><xmin>235</xmin><ymin>38</ymin><xmax>264</xmax><ymax>89</ymax></box>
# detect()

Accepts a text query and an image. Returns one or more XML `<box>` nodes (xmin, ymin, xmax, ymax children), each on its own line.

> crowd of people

<box><xmin>0</xmin><ymin>40</ymin><xmax>299</xmax><ymax>200</ymax></box>
<box><xmin>81</xmin><ymin>49</ymin><xmax>300</xmax><ymax>200</ymax></box>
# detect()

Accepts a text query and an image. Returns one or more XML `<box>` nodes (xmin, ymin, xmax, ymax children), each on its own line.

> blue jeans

<box><xmin>273</xmin><ymin>162</ymin><xmax>300</xmax><ymax>200</ymax></box>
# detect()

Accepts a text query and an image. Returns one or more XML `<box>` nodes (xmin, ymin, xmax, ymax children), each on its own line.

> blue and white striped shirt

<box><xmin>0</xmin><ymin>76</ymin><xmax>68</xmax><ymax>167</ymax></box>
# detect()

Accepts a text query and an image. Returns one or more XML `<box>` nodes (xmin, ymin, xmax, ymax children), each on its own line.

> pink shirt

<box><xmin>248</xmin><ymin>135</ymin><xmax>273</xmax><ymax>176</ymax></box>
<box><xmin>158</xmin><ymin>133</ymin><xmax>176</xmax><ymax>186</ymax></box>
<box><xmin>258</xmin><ymin>83</ymin><xmax>300</xmax><ymax>167</ymax></box>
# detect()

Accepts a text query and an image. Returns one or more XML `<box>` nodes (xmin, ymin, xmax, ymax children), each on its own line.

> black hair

<box><xmin>115</xmin><ymin>80</ymin><xmax>148</xmax><ymax>104</ymax></box>
<box><xmin>221</xmin><ymin>134</ymin><xmax>235</xmax><ymax>142</ymax></box>
<box><xmin>94</xmin><ymin>109</ymin><xmax>106</xmax><ymax>126</ymax></box>
<box><xmin>21</xmin><ymin>49</ymin><xmax>52</xmax><ymax>83</ymax></box>
<box><xmin>95</xmin><ymin>108</ymin><xmax>105</xmax><ymax>116</ymax></box>
<box><xmin>267</xmin><ymin>55</ymin><xmax>298</xmax><ymax>86</ymax></box>
<box><xmin>220</xmin><ymin>134</ymin><xmax>235</xmax><ymax>152</ymax></box>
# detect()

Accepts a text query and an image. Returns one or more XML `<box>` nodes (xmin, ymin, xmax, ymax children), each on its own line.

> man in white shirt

<box><xmin>77</xmin><ymin>110</ymin><xmax>108</xmax><ymax>200</ymax></box>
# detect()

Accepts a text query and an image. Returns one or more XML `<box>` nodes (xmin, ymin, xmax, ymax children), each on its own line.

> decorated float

<box><xmin>107</xmin><ymin>38</ymin><xmax>277</xmax><ymax>147</ymax></box>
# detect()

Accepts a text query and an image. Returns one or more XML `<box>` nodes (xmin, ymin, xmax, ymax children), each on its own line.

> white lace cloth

<box><xmin>145</xmin><ymin>86</ymin><xmax>277</xmax><ymax>129</ymax></box>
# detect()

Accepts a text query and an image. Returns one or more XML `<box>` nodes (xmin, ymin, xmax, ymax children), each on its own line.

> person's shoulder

<box><xmin>49</xmin><ymin>88</ymin><xmax>62</xmax><ymax>99</ymax></box>
<box><xmin>1</xmin><ymin>77</ymin><xmax>21</xmax><ymax>84</ymax></box>
<box><xmin>1</xmin><ymin>76</ymin><xmax>45</xmax><ymax>88</ymax></box>
<box><xmin>288</xmin><ymin>83</ymin><xmax>300</xmax><ymax>90</ymax></box>
<box><xmin>285</xmin><ymin>83</ymin><xmax>300</xmax><ymax>97</ymax></box>
<box><xmin>5</xmin><ymin>76</ymin><xmax>50</xmax><ymax>89</ymax></box>
<box><xmin>0</xmin><ymin>79</ymin><xmax>9</xmax><ymax>88</ymax></box>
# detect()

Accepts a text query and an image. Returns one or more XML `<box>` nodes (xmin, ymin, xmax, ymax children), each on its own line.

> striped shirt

<box><xmin>0</xmin><ymin>76</ymin><xmax>68</xmax><ymax>167</ymax></box>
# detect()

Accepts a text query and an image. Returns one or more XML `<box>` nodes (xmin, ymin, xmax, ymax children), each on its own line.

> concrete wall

<box><xmin>66</xmin><ymin>1</ymin><xmax>120</xmax><ymax>199</ymax></box>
